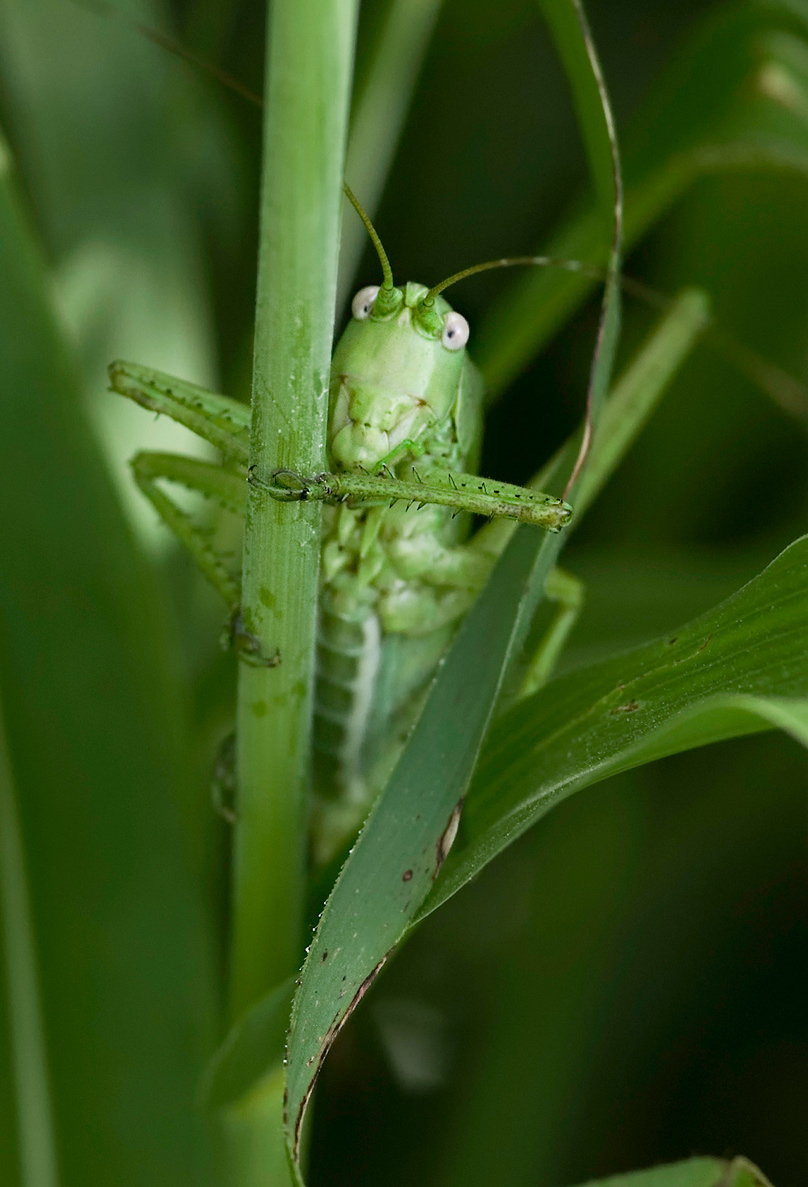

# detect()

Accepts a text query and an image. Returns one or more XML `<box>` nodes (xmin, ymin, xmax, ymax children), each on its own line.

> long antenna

<box><xmin>423</xmin><ymin>254</ymin><xmax>605</xmax><ymax>305</ymax></box>
<box><xmin>342</xmin><ymin>183</ymin><xmax>395</xmax><ymax>292</ymax></box>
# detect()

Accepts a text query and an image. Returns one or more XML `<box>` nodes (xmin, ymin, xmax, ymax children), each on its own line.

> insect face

<box><xmin>329</xmin><ymin>283</ymin><xmax>470</xmax><ymax>471</ymax></box>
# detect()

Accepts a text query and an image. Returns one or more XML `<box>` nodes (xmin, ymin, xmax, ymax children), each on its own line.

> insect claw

<box><xmin>413</xmin><ymin>467</ymin><xmax>422</xmax><ymax>482</ymax></box>
<box><xmin>448</xmin><ymin>473</ymin><xmax>457</xmax><ymax>490</ymax></box>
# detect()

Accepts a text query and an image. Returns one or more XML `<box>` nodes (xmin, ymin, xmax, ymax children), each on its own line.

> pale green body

<box><xmin>314</xmin><ymin>283</ymin><xmax>491</xmax><ymax>818</ymax></box>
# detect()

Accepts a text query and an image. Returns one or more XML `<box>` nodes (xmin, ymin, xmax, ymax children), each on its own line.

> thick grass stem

<box><xmin>228</xmin><ymin>0</ymin><xmax>359</xmax><ymax>1022</ymax></box>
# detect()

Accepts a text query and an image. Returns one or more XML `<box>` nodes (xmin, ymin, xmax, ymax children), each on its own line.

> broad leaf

<box><xmin>423</xmin><ymin>534</ymin><xmax>808</xmax><ymax>918</ymax></box>
<box><xmin>570</xmin><ymin>1156</ymin><xmax>771</xmax><ymax>1187</ymax></box>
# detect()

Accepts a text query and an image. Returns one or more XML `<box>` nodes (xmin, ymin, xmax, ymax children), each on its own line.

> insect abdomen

<box><xmin>313</xmin><ymin>594</ymin><xmax>382</xmax><ymax>804</ymax></box>
<box><xmin>312</xmin><ymin>588</ymin><xmax>455</xmax><ymax>861</ymax></box>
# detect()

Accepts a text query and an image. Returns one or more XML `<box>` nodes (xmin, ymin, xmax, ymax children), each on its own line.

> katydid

<box><xmin>109</xmin><ymin>188</ymin><xmax>585</xmax><ymax>860</ymax></box>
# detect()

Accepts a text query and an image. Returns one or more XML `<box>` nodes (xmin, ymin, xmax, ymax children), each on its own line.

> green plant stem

<box><xmin>228</xmin><ymin>0</ymin><xmax>359</xmax><ymax>1021</ymax></box>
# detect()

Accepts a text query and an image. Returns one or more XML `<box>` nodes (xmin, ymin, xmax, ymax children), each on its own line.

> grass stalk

<box><xmin>0</xmin><ymin>708</ymin><xmax>59</xmax><ymax>1187</ymax></box>
<box><xmin>228</xmin><ymin>0</ymin><xmax>359</xmax><ymax>1022</ymax></box>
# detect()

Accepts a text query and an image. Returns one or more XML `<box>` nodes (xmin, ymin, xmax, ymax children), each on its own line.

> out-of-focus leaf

<box><xmin>0</xmin><ymin>0</ymin><xmax>219</xmax><ymax>532</ymax></box>
<box><xmin>478</xmin><ymin>0</ymin><xmax>808</xmax><ymax>396</ymax></box>
<box><xmin>538</xmin><ymin>0</ymin><xmax>619</xmax><ymax>224</ymax></box>
<box><xmin>338</xmin><ymin>0</ymin><xmax>444</xmax><ymax>307</ymax></box>
<box><xmin>422</xmin><ymin>534</ymin><xmax>808</xmax><ymax>917</ymax></box>
<box><xmin>570</xmin><ymin>1156</ymin><xmax>770</xmax><ymax>1187</ymax></box>
<box><xmin>283</xmin><ymin>2</ymin><xmax>622</xmax><ymax>1176</ymax></box>
<box><xmin>0</xmin><ymin>136</ymin><xmax>216</xmax><ymax>1187</ymax></box>
<box><xmin>202</xmin><ymin>977</ymin><xmax>294</xmax><ymax>1111</ymax></box>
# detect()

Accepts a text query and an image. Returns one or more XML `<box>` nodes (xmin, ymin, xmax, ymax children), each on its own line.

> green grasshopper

<box><xmin>109</xmin><ymin>188</ymin><xmax>583</xmax><ymax>861</ymax></box>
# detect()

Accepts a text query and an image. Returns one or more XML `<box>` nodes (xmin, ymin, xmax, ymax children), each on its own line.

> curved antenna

<box><xmin>342</xmin><ymin>183</ymin><xmax>395</xmax><ymax>292</ymax></box>
<box><xmin>423</xmin><ymin>255</ymin><xmax>605</xmax><ymax>305</ymax></box>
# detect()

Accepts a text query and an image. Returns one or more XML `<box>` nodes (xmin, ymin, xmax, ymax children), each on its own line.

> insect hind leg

<box><xmin>130</xmin><ymin>450</ymin><xmax>246</xmax><ymax>610</ymax></box>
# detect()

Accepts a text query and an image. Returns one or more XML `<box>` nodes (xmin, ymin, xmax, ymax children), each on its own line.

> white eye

<box><xmin>441</xmin><ymin>311</ymin><xmax>469</xmax><ymax>350</ymax></box>
<box><xmin>351</xmin><ymin>285</ymin><xmax>379</xmax><ymax>320</ymax></box>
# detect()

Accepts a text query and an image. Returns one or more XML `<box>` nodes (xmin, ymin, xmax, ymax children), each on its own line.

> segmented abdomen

<box><xmin>312</xmin><ymin>585</ymin><xmax>454</xmax><ymax>863</ymax></box>
<box><xmin>313</xmin><ymin>592</ymin><xmax>382</xmax><ymax>806</ymax></box>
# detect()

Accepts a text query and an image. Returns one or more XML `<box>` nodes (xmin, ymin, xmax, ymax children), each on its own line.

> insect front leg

<box><xmin>370</xmin><ymin>437</ymin><xmax>426</xmax><ymax>475</ymax></box>
<box><xmin>109</xmin><ymin>361</ymin><xmax>250</xmax><ymax>464</ymax></box>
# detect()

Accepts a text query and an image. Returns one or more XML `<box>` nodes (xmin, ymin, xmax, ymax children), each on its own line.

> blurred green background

<box><xmin>0</xmin><ymin>0</ymin><xmax>806</xmax><ymax>1184</ymax></box>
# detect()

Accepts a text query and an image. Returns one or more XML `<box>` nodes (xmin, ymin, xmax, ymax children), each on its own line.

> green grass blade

<box><xmin>538</xmin><ymin>0</ymin><xmax>622</xmax><ymax>491</ymax></box>
<box><xmin>227</xmin><ymin>5</ymin><xmax>358</xmax><ymax>1180</ymax></box>
<box><xmin>538</xmin><ymin>0</ymin><xmax>620</xmax><ymax>227</ymax></box>
<box><xmin>284</xmin><ymin>2</ymin><xmax>622</xmax><ymax>1175</ymax></box>
<box><xmin>0</xmin><ymin>135</ymin><xmax>216</xmax><ymax>1187</ymax></box>
<box><xmin>0</xmin><ymin>709</ymin><xmax>59</xmax><ymax>1187</ymax></box>
<box><xmin>338</xmin><ymin>0</ymin><xmax>444</xmax><ymax>307</ymax></box>
<box><xmin>476</xmin><ymin>287</ymin><xmax>710</xmax><ymax>561</ymax></box>
<box><xmin>575</xmin><ymin>289</ymin><xmax>710</xmax><ymax>514</ymax></box>
<box><xmin>228</xmin><ymin>0</ymin><xmax>359</xmax><ymax>1021</ymax></box>
<box><xmin>422</xmin><ymin>534</ymin><xmax>808</xmax><ymax>918</ymax></box>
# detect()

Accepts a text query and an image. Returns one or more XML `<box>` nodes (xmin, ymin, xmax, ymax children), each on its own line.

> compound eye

<box><xmin>351</xmin><ymin>285</ymin><xmax>380</xmax><ymax>320</ymax></box>
<box><xmin>441</xmin><ymin>311</ymin><xmax>469</xmax><ymax>351</ymax></box>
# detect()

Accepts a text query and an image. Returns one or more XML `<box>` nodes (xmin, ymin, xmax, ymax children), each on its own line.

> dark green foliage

<box><xmin>0</xmin><ymin>1</ymin><xmax>806</xmax><ymax>1185</ymax></box>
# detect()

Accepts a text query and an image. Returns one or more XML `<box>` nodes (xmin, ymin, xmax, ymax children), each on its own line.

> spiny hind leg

<box><xmin>519</xmin><ymin>567</ymin><xmax>585</xmax><ymax>697</ymax></box>
<box><xmin>131</xmin><ymin>450</ymin><xmax>246</xmax><ymax>611</ymax></box>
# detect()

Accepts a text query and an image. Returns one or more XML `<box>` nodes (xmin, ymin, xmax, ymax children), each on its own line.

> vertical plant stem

<box><xmin>228</xmin><ymin>0</ymin><xmax>359</xmax><ymax>1022</ymax></box>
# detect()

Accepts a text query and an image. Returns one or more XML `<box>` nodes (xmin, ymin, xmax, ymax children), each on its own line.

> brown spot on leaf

<box><xmin>402</xmin><ymin>869</ymin><xmax>413</xmax><ymax>882</ymax></box>
<box><xmin>434</xmin><ymin>798</ymin><xmax>464</xmax><ymax>880</ymax></box>
<box><xmin>611</xmin><ymin>700</ymin><xmax>640</xmax><ymax>715</ymax></box>
<box><xmin>293</xmin><ymin>955</ymin><xmax>388</xmax><ymax>1160</ymax></box>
